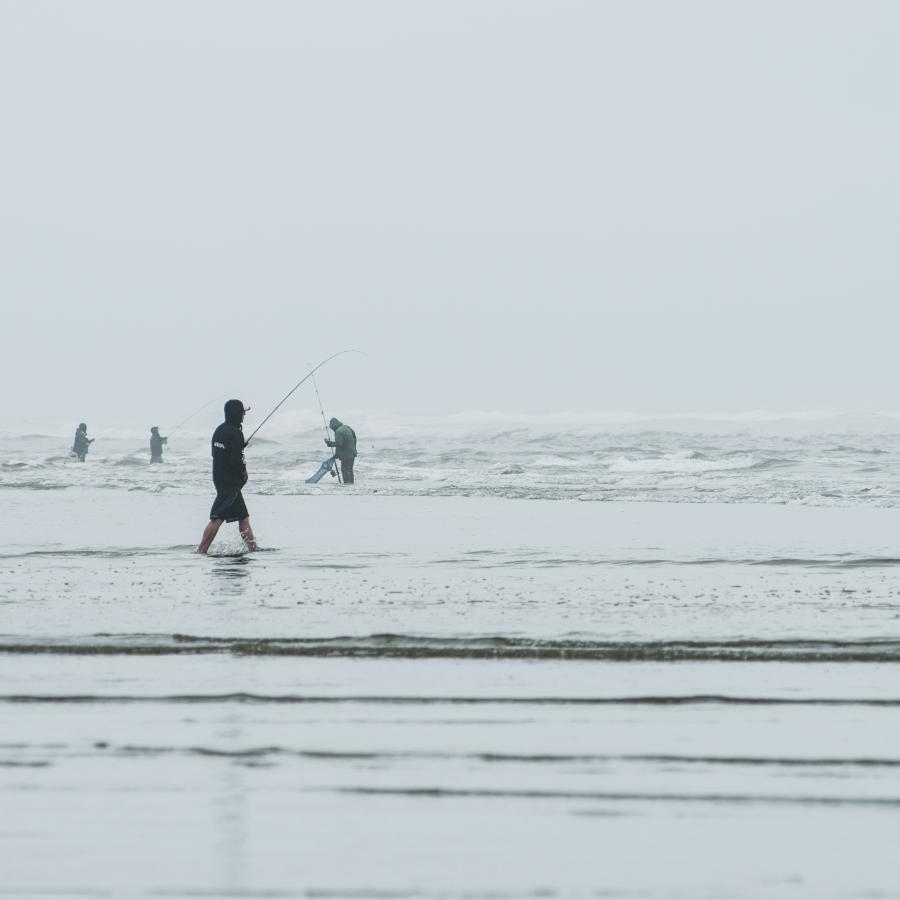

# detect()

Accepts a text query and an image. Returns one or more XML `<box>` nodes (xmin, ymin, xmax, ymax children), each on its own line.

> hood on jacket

<box><xmin>329</xmin><ymin>417</ymin><xmax>342</xmax><ymax>430</ymax></box>
<box><xmin>224</xmin><ymin>399</ymin><xmax>246</xmax><ymax>426</ymax></box>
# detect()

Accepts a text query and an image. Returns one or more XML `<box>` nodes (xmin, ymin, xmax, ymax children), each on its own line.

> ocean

<box><xmin>2</xmin><ymin>412</ymin><xmax>900</xmax><ymax>898</ymax></box>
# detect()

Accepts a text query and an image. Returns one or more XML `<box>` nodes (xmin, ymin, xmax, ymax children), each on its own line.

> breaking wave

<box><xmin>608</xmin><ymin>452</ymin><xmax>780</xmax><ymax>475</ymax></box>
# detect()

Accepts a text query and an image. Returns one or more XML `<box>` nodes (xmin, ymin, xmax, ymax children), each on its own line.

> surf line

<box><xmin>244</xmin><ymin>349</ymin><xmax>364</xmax><ymax>447</ymax></box>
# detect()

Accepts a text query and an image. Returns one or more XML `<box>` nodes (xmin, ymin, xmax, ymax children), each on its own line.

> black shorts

<box><xmin>210</xmin><ymin>489</ymin><xmax>249</xmax><ymax>523</ymax></box>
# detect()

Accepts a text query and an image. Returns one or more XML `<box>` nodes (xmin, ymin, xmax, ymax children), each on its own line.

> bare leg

<box><xmin>238</xmin><ymin>518</ymin><xmax>257</xmax><ymax>551</ymax></box>
<box><xmin>197</xmin><ymin>518</ymin><xmax>224</xmax><ymax>554</ymax></box>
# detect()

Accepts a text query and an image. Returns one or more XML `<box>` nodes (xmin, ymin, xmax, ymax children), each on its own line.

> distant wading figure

<box><xmin>197</xmin><ymin>400</ymin><xmax>257</xmax><ymax>554</ymax></box>
<box><xmin>326</xmin><ymin>417</ymin><xmax>357</xmax><ymax>484</ymax></box>
<box><xmin>150</xmin><ymin>426</ymin><xmax>168</xmax><ymax>463</ymax></box>
<box><xmin>71</xmin><ymin>423</ymin><xmax>94</xmax><ymax>462</ymax></box>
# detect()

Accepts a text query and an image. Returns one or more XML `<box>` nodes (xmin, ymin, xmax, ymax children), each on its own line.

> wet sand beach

<box><xmin>3</xmin><ymin>479</ymin><xmax>900</xmax><ymax>897</ymax></box>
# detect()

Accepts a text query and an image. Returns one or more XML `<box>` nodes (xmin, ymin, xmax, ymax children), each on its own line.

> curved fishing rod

<box><xmin>312</xmin><ymin>371</ymin><xmax>341</xmax><ymax>483</ymax></box>
<box><xmin>167</xmin><ymin>397</ymin><xmax>217</xmax><ymax>438</ymax></box>
<box><xmin>312</xmin><ymin>371</ymin><xmax>330</xmax><ymax>439</ymax></box>
<box><xmin>244</xmin><ymin>349</ymin><xmax>364</xmax><ymax>446</ymax></box>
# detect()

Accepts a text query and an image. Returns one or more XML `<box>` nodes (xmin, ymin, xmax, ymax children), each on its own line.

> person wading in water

<box><xmin>71</xmin><ymin>423</ymin><xmax>94</xmax><ymax>462</ymax></box>
<box><xmin>149</xmin><ymin>426</ymin><xmax>167</xmax><ymax>463</ymax></box>
<box><xmin>197</xmin><ymin>400</ymin><xmax>257</xmax><ymax>554</ymax></box>
<box><xmin>325</xmin><ymin>417</ymin><xmax>357</xmax><ymax>484</ymax></box>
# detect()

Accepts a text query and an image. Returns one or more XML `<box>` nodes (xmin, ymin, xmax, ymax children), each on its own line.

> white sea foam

<box><xmin>608</xmin><ymin>452</ymin><xmax>761</xmax><ymax>475</ymax></box>
<box><xmin>1</xmin><ymin>414</ymin><xmax>899</xmax><ymax>506</ymax></box>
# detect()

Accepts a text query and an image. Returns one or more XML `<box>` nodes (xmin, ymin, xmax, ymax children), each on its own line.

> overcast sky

<box><xmin>2</xmin><ymin>0</ymin><xmax>899</xmax><ymax>419</ymax></box>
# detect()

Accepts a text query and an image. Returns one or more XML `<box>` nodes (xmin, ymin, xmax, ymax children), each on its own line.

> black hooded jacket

<box><xmin>211</xmin><ymin>401</ymin><xmax>247</xmax><ymax>491</ymax></box>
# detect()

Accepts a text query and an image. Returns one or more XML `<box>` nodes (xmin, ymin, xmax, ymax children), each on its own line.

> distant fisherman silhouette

<box><xmin>71</xmin><ymin>423</ymin><xmax>94</xmax><ymax>462</ymax></box>
<box><xmin>196</xmin><ymin>400</ymin><xmax>257</xmax><ymax>554</ymax></box>
<box><xmin>325</xmin><ymin>417</ymin><xmax>357</xmax><ymax>484</ymax></box>
<box><xmin>150</xmin><ymin>426</ymin><xmax>168</xmax><ymax>463</ymax></box>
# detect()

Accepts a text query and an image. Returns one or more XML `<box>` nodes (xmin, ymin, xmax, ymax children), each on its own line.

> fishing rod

<box><xmin>245</xmin><ymin>349</ymin><xmax>364</xmax><ymax>447</ymax></box>
<box><xmin>312</xmin><ymin>371</ymin><xmax>341</xmax><ymax>483</ymax></box>
<box><xmin>167</xmin><ymin>397</ymin><xmax>217</xmax><ymax>438</ymax></box>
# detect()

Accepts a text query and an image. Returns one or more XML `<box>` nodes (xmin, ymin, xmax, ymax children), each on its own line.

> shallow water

<box><xmin>2</xmin><ymin>417</ymin><xmax>900</xmax><ymax>897</ymax></box>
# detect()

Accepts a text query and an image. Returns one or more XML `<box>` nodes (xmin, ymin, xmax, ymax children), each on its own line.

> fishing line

<box><xmin>312</xmin><ymin>371</ymin><xmax>341</xmax><ymax>483</ymax></box>
<box><xmin>167</xmin><ymin>397</ymin><xmax>217</xmax><ymax>438</ymax></box>
<box><xmin>245</xmin><ymin>349</ymin><xmax>364</xmax><ymax>446</ymax></box>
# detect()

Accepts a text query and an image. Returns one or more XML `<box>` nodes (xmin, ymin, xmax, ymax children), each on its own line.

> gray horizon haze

<box><xmin>3</xmin><ymin>0</ymin><xmax>899</xmax><ymax>419</ymax></box>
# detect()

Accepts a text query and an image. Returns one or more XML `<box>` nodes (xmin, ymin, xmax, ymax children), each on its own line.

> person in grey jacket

<box><xmin>150</xmin><ymin>426</ymin><xmax>168</xmax><ymax>463</ymax></box>
<box><xmin>325</xmin><ymin>417</ymin><xmax>357</xmax><ymax>484</ymax></box>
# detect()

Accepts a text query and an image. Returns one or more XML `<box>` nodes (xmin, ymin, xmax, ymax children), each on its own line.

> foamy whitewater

<box><xmin>2</xmin><ymin>413</ymin><xmax>900</xmax><ymax>898</ymax></box>
<box><xmin>6</xmin><ymin>410</ymin><xmax>900</xmax><ymax>505</ymax></box>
